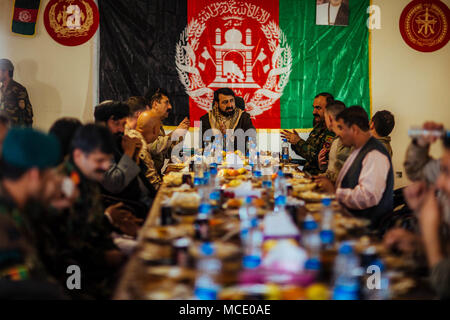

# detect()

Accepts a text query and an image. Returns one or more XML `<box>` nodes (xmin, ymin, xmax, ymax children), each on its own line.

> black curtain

<box><xmin>98</xmin><ymin>0</ymin><xmax>188</xmax><ymax>126</ymax></box>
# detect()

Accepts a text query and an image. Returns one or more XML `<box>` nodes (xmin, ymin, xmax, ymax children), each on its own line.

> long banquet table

<box><xmin>114</xmin><ymin>164</ymin><xmax>436</xmax><ymax>300</ymax></box>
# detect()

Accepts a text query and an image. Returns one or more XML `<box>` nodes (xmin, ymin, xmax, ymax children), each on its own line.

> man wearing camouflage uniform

<box><xmin>0</xmin><ymin>59</ymin><xmax>33</xmax><ymax>127</ymax></box>
<box><xmin>0</xmin><ymin>128</ymin><xmax>66</xmax><ymax>298</ymax></box>
<box><xmin>281</xmin><ymin>92</ymin><xmax>335</xmax><ymax>175</ymax></box>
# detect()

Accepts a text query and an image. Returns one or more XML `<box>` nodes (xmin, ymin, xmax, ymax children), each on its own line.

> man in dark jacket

<box><xmin>200</xmin><ymin>88</ymin><xmax>256</xmax><ymax>154</ymax></box>
<box><xmin>315</xmin><ymin>106</ymin><xmax>394</xmax><ymax>230</ymax></box>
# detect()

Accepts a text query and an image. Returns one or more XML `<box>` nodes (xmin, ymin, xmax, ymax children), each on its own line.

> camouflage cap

<box><xmin>0</xmin><ymin>59</ymin><xmax>14</xmax><ymax>72</ymax></box>
<box><xmin>2</xmin><ymin>128</ymin><xmax>61</xmax><ymax>169</ymax></box>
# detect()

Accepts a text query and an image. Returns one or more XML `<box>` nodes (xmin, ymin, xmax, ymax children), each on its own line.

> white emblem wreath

<box><xmin>176</xmin><ymin>19</ymin><xmax>292</xmax><ymax>117</ymax></box>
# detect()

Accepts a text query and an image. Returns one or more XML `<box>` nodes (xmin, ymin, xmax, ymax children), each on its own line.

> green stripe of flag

<box><xmin>12</xmin><ymin>20</ymin><xmax>36</xmax><ymax>36</ymax></box>
<box><xmin>279</xmin><ymin>0</ymin><xmax>371</xmax><ymax>129</ymax></box>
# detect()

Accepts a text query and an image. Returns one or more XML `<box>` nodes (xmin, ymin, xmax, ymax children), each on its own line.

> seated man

<box><xmin>318</xmin><ymin>101</ymin><xmax>352</xmax><ymax>183</ymax></box>
<box><xmin>370</xmin><ymin>110</ymin><xmax>395</xmax><ymax>157</ymax></box>
<box><xmin>125</xmin><ymin>96</ymin><xmax>149</xmax><ymax>131</ymax></box>
<box><xmin>94</xmin><ymin>101</ymin><xmax>156</xmax><ymax>215</ymax></box>
<box><xmin>53</xmin><ymin>124</ymin><xmax>140</xmax><ymax>299</ymax></box>
<box><xmin>200</xmin><ymin>88</ymin><xmax>256</xmax><ymax>154</ymax></box>
<box><xmin>0</xmin><ymin>128</ymin><xmax>69</xmax><ymax>298</ymax></box>
<box><xmin>49</xmin><ymin>117</ymin><xmax>83</xmax><ymax>164</ymax></box>
<box><xmin>316</xmin><ymin>106</ymin><xmax>394</xmax><ymax>230</ymax></box>
<box><xmin>281</xmin><ymin>92</ymin><xmax>335</xmax><ymax>175</ymax></box>
<box><xmin>384</xmin><ymin>122</ymin><xmax>450</xmax><ymax>299</ymax></box>
<box><xmin>145</xmin><ymin>89</ymin><xmax>190</xmax><ymax>175</ymax></box>
<box><xmin>126</xmin><ymin>110</ymin><xmax>163</xmax><ymax>191</ymax></box>
<box><xmin>416</xmin><ymin>135</ymin><xmax>450</xmax><ymax>299</ymax></box>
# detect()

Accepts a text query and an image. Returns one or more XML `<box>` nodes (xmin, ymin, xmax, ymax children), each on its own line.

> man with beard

<box><xmin>281</xmin><ymin>92</ymin><xmax>335</xmax><ymax>175</ymax></box>
<box><xmin>200</xmin><ymin>88</ymin><xmax>256</xmax><ymax>154</ymax></box>
<box><xmin>145</xmin><ymin>88</ymin><xmax>190</xmax><ymax>175</ymax></box>
<box><xmin>0</xmin><ymin>128</ymin><xmax>67</xmax><ymax>298</ymax></box>
<box><xmin>53</xmin><ymin>124</ymin><xmax>137</xmax><ymax>299</ymax></box>
<box><xmin>94</xmin><ymin>101</ymin><xmax>156</xmax><ymax>217</ymax></box>
<box><xmin>316</xmin><ymin>0</ymin><xmax>349</xmax><ymax>26</ymax></box>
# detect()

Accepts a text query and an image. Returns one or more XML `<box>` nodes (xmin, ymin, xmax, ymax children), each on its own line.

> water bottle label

<box><xmin>262</xmin><ymin>180</ymin><xmax>272</xmax><ymax>188</ymax></box>
<box><xmin>194</xmin><ymin>287</ymin><xmax>218</xmax><ymax>300</ymax></box>
<box><xmin>210</xmin><ymin>191</ymin><xmax>221</xmax><ymax>201</ymax></box>
<box><xmin>194</xmin><ymin>177</ymin><xmax>203</xmax><ymax>186</ymax></box>
<box><xmin>254</xmin><ymin>170</ymin><xmax>262</xmax><ymax>178</ymax></box>
<box><xmin>320</xmin><ymin>230</ymin><xmax>335</xmax><ymax>244</ymax></box>
<box><xmin>282</xmin><ymin>154</ymin><xmax>288</xmax><ymax>160</ymax></box>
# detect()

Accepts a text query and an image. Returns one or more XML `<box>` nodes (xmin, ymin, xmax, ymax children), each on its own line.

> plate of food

<box><xmin>292</xmin><ymin>183</ymin><xmax>317</xmax><ymax>195</ymax></box>
<box><xmin>146</xmin><ymin>266</ymin><xmax>196</xmax><ymax>280</ymax></box>
<box><xmin>305</xmin><ymin>201</ymin><xmax>340</xmax><ymax>212</ymax></box>
<box><xmin>168</xmin><ymin>191</ymin><xmax>200</xmax><ymax>214</ymax></box>
<box><xmin>298</xmin><ymin>191</ymin><xmax>336</xmax><ymax>202</ymax></box>
<box><xmin>163</xmin><ymin>172</ymin><xmax>191</xmax><ymax>187</ymax></box>
<box><xmin>289</xmin><ymin>178</ymin><xmax>313</xmax><ymax>185</ymax></box>
<box><xmin>189</xmin><ymin>241</ymin><xmax>241</xmax><ymax>260</ymax></box>
<box><xmin>144</xmin><ymin>224</ymin><xmax>194</xmax><ymax>243</ymax></box>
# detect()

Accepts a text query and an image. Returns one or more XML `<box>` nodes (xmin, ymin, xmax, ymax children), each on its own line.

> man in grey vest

<box><xmin>316</xmin><ymin>106</ymin><xmax>394</xmax><ymax>230</ymax></box>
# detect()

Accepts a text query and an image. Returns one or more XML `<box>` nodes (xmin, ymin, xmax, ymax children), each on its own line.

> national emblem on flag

<box><xmin>11</xmin><ymin>0</ymin><xmax>41</xmax><ymax>36</ymax></box>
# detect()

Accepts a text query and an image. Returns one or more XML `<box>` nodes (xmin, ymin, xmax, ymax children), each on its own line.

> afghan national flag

<box><xmin>99</xmin><ymin>0</ymin><xmax>370</xmax><ymax>129</ymax></box>
<box><xmin>11</xmin><ymin>0</ymin><xmax>41</xmax><ymax>36</ymax></box>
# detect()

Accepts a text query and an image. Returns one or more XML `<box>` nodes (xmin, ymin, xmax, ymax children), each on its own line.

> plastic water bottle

<box><xmin>273</xmin><ymin>168</ymin><xmax>287</xmax><ymax>203</ymax></box>
<box><xmin>243</xmin><ymin>218</ymin><xmax>263</xmax><ymax>269</ymax></box>
<box><xmin>246</xmin><ymin>137</ymin><xmax>253</xmax><ymax>159</ymax></box>
<box><xmin>281</xmin><ymin>138</ymin><xmax>289</xmax><ymax>165</ymax></box>
<box><xmin>194</xmin><ymin>243</ymin><xmax>222</xmax><ymax>300</ymax></box>
<box><xmin>320</xmin><ymin>198</ymin><xmax>335</xmax><ymax>250</ymax></box>
<box><xmin>194</xmin><ymin>154</ymin><xmax>204</xmax><ymax>186</ymax></box>
<box><xmin>332</xmin><ymin>243</ymin><xmax>361</xmax><ymax>300</ymax></box>
<box><xmin>239</xmin><ymin>196</ymin><xmax>257</xmax><ymax>242</ymax></box>
<box><xmin>248</xmin><ymin>138</ymin><xmax>258</xmax><ymax>167</ymax></box>
<box><xmin>302</xmin><ymin>214</ymin><xmax>321</xmax><ymax>259</ymax></box>
<box><xmin>273</xmin><ymin>194</ymin><xmax>287</xmax><ymax>214</ymax></box>
<box><xmin>253</xmin><ymin>152</ymin><xmax>262</xmax><ymax>180</ymax></box>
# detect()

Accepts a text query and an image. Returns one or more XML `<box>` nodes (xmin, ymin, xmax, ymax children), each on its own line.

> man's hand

<box><xmin>281</xmin><ymin>129</ymin><xmax>301</xmax><ymax>145</ymax></box>
<box><xmin>418</xmin><ymin>187</ymin><xmax>443</xmax><ymax>267</ymax></box>
<box><xmin>383</xmin><ymin>228</ymin><xmax>418</xmax><ymax>254</ymax></box>
<box><xmin>105</xmin><ymin>202</ymin><xmax>143</xmax><ymax>237</ymax></box>
<box><xmin>176</xmin><ymin>117</ymin><xmax>190</xmax><ymax>131</ymax></box>
<box><xmin>318</xmin><ymin>147</ymin><xmax>328</xmax><ymax>169</ymax></box>
<box><xmin>122</xmin><ymin>135</ymin><xmax>142</xmax><ymax>160</ymax></box>
<box><xmin>41</xmin><ymin>170</ymin><xmax>79</xmax><ymax>210</ymax></box>
<box><xmin>416</xmin><ymin>121</ymin><xmax>444</xmax><ymax>148</ymax></box>
<box><xmin>172</xmin><ymin>117</ymin><xmax>190</xmax><ymax>141</ymax></box>
<box><xmin>314</xmin><ymin>176</ymin><xmax>336</xmax><ymax>193</ymax></box>
<box><xmin>403</xmin><ymin>181</ymin><xmax>427</xmax><ymax>211</ymax></box>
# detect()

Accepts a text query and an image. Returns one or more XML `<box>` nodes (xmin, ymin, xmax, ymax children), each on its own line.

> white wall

<box><xmin>1</xmin><ymin>0</ymin><xmax>449</xmax><ymax>188</ymax></box>
<box><xmin>0</xmin><ymin>0</ymin><xmax>96</xmax><ymax>131</ymax></box>
<box><xmin>371</xmin><ymin>0</ymin><xmax>450</xmax><ymax>188</ymax></box>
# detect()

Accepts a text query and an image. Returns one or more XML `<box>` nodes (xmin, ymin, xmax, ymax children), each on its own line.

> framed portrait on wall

<box><xmin>316</xmin><ymin>0</ymin><xmax>349</xmax><ymax>26</ymax></box>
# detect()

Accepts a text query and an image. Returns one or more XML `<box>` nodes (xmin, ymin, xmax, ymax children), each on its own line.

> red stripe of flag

<box><xmin>188</xmin><ymin>0</ymin><xmax>280</xmax><ymax>129</ymax></box>
<box><xmin>13</xmin><ymin>7</ymin><xmax>39</xmax><ymax>23</ymax></box>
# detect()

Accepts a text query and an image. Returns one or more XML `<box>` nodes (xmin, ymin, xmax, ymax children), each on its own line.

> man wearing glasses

<box><xmin>281</xmin><ymin>92</ymin><xmax>335</xmax><ymax>175</ymax></box>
